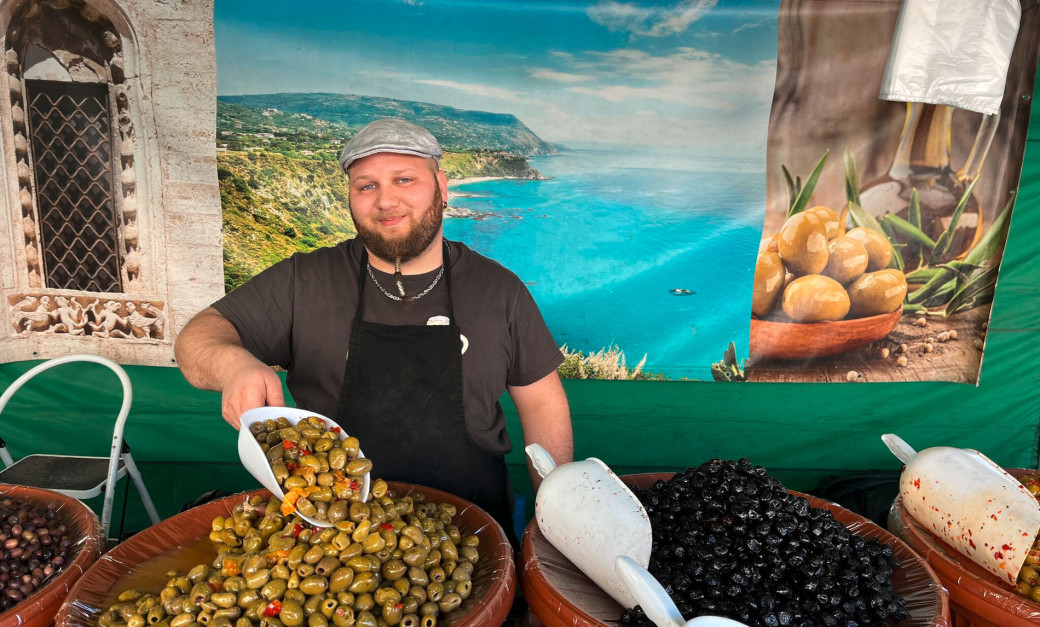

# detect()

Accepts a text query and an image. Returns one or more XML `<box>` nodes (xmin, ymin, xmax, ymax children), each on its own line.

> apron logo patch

<box><xmin>427</xmin><ymin>316</ymin><xmax>467</xmax><ymax>354</ymax></box>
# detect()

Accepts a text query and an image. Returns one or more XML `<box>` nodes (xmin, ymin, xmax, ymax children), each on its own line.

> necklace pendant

<box><xmin>396</xmin><ymin>280</ymin><xmax>406</xmax><ymax>297</ymax></box>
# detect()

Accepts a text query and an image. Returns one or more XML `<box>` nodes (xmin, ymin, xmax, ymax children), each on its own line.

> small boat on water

<box><xmin>670</xmin><ymin>288</ymin><xmax>696</xmax><ymax>296</ymax></box>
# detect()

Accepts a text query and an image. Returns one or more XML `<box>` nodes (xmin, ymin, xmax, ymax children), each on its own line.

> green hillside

<box><xmin>218</xmin><ymin>152</ymin><xmax>355</xmax><ymax>292</ymax></box>
<box><xmin>219</xmin><ymin>93</ymin><xmax>558</xmax><ymax>156</ymax></box>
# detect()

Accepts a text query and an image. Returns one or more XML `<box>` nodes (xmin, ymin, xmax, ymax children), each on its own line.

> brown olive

<box><xmin>822</xmin><ymin>236</ymin><xmax>869</xmax><ymax>285</ymax></box>
<box><xmin>759</xmin><ymin>232</ymin><xmax>779</xmax><ymax>254</ymax></box>
<box><xmin>845</xmin><ymin>227</ymin><xmax>893</xmax><ymax>271</ymax></box>
<box><xmin>807</xmin><ymin>205</ymin><xmax>841</xmax><ymax>240</ymax></box>
<box><xmin>846</xmin><ymin>269</ymin><xmax>907</xmax><ymax>318</ymax></box>
<box><xmin>782</xmin><ymin>275</ymin><xmax>850</xmax><ymax>322</ymax></box>
<box><xmin>777</xmin><ymin>211</ymin><xmax>829</xmax><ymax>275</ymax></box>
<box><xmin>752</xmin><ymin>253</ymin><xmax>785</xmax><ymax>318</ymax></box>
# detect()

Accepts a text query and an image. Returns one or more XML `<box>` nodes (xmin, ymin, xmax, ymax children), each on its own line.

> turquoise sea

<box><xmin>444</xmin><ymin>146</ymin><xmax>765</xmax><ymax>380</ymax></box>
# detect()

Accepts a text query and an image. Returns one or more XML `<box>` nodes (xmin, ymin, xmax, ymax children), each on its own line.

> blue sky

<box><xmin>215</xmin><ymin>0</ymin><xmax>779</xmax><ymax>155</ymax></box>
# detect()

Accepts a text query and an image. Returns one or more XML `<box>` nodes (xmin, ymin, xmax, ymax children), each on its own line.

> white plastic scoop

<box><xmin>615</xmin><ymin>556</ymin><xmax>751</xmax><ymax>627</ymax></box>
<box><xmin>526</xmin><ymin>443</ymin><xmax>652</xmax><ymax>609</ymax></box>
<box><xmin>883</xmin><ymin>433</ymin><xmax>1040</xmax><ymax>586</ymax></box>
<box><xmin>239</xmin><ymin>406</ymin><xmax>371</xmax><ymax>528</ymax></box>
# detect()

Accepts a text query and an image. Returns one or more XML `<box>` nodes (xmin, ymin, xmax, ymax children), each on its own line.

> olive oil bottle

<box><xmin>859</xmin><ymin>102</ymin><xmax>996</xmax><ymax>265</ymax></box>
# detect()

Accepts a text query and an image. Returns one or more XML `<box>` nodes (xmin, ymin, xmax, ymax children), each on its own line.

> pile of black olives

<box><xmin>0</xmin><ymin>495</ymin><xmax>75</xmax><ymax>611</ymax></box>
<box><xmin>621</xmin><ymin>459</ymin><xmax>909</xmax><ymax>627</ymax></box>
<box><xmin>98</xmin><ymin>488</ymin><xmax>481</xmax><ymax>627</ymax></box>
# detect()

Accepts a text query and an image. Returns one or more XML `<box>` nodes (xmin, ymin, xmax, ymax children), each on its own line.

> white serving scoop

<box><xmin>239</xmin><ymin>406</ymin><xmax>371</xmax><ymax>527</ymax></box>
<box><xmin>526</xmin><ymin>444</ymin><xmax>652</xmax><ymax>609</ymax></box>
<box><xmin>615</xmin><ymin>556</ymin><xmax>751</xmax><ymax>627</ymax></box>
<box><xmin>882</xmin><ymin>433</ymin><xmax>1040</xmax><ymax>586</ymax></box>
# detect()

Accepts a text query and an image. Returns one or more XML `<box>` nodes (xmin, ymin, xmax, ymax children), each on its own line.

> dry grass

<box><xmin>558</xmin><ymin>344</ymin><xmax>648</xmax><ymax>380</ymax></box>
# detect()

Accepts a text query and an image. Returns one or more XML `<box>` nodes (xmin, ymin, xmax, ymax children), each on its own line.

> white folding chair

<box><xmin>0</xmin><ymin>354</ymin><xmax>160</xmax><ymax>541</ymax></box>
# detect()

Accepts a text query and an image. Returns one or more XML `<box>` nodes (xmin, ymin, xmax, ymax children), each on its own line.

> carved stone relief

<box><xmin>8</xmin><ymin>294</ymin><xmax>166</xmax><ymax>339</ymax></box>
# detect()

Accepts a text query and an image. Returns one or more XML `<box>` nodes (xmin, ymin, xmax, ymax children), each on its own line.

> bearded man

<box><xmin>175</xmin><ymin>118</ymin><xmax>572</xmax><ymax>541</ymax></box>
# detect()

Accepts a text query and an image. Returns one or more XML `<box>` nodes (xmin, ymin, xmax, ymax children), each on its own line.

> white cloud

<box><xmin>588</xmin><ymin>0</ymin><xmax>719</xmax><ymax>38</ymax></box>
<box><xmin>731</xmin><ymin>17</ymin><xmax>772</xmax><ymax>34</ymax></box>
<box><xmin>415</xmin><ymin>79</ymin><xmax>525</xmax><ymax>102</ymax></box>
<box><xmin>531</xmin><ymin>69</ymin><xmax>594</xmax><ymax>84</ymax></box>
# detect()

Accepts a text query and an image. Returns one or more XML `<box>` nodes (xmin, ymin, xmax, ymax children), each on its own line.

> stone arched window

<box><xmin>7</xmin><ymin>0</ymin><xmax>136</xmax><ymax>293</ymax></box>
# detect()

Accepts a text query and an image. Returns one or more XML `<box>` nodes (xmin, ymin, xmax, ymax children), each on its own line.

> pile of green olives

<box><xmin>96</xmin><ymin>488</ymin><xmax>481</xmax><ymax>627</ymax></box>
<box><xmin>754</xmin><ymin>206</ymin><xmax>908</xmax><ymax>323</ymax></box>
<box><xmin>1014</xmin><ymin>473</ymin><xmax>1040</xmax><ymax>603</ymax></box>
<box><xmin>251</xmin><ymin>416</ymin><xmax>372</xmax><ymax>523</ymax></box>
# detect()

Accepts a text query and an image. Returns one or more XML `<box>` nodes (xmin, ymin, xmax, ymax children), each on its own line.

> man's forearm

<box><xmin>509</xmin><ymin>372</ymin><xmax>573</xmax><ymax>493</ymax></box>
<box><xmin>175</xmin><ymin>307</ymin><xmax>260</xmax><ymax>392</ymax></box>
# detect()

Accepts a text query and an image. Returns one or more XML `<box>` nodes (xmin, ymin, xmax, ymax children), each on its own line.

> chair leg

<box><xmin>123</xmin><ymin>453</ymin><xmax>161</xmax><ymax>525</ymax></box>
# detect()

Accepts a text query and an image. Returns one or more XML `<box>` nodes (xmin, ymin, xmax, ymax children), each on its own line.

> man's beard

<box><xmin>352</xmin><ymin>185</ymin><xmax>444</xmax><ymax>265</ymax></box>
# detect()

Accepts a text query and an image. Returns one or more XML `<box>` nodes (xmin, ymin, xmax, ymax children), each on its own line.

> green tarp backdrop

<box><xmin>2</xmin><ymin>70</ymin><xmax>1040</xmax><ymax>536</ymax></box>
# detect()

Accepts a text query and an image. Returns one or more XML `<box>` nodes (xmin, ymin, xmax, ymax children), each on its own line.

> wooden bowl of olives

<box><xmin>751</xmin><ymin>206</ymin><xmax>907</xmax><ymax>360</ymax></box>
<box><xmin>750</xmin><ymin>308</ymin><xmax>902</xmax><ymax>360</ymax></box>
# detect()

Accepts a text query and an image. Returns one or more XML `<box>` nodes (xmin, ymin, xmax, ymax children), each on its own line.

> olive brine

<box><xmin>254</xmin><ymin>416</ymin><xmax>372</xmax><ymax>523</ymax></box>
<box><xmin>621</xmin><ymin>459</ymin><xmax>909</xmax><ymax>627</ymax></box>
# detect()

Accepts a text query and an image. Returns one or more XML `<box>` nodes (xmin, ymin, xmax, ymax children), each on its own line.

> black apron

<box><xmin>336</xmin><ymin>243</ymin><xmax>516</xmax><ymax>542</ymax></box>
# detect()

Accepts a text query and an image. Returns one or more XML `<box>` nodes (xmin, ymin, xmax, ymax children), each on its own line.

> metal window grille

<box><xmin>25</xmin><ymin>79</ymin><xmax>123</xmax><ymax>292</ymax></box>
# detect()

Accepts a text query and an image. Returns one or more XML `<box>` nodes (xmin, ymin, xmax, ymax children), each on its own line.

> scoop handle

<box><xmin>614</xmin><ymin>555</ymin><xmax>685</xmax><ymax>627</ymax></box>
<box><xmin>526</xmin><ymin>443</ymin><xmax>558</xmax><ymax>479</ymax></box>
<box><xmin>882</xmin><ymin>433</ymin><xmax>917</xmax><ymax>464</ymax></box>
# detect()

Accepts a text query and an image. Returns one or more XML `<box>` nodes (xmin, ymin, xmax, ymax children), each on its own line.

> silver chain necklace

<box><xmin>367</xmin><ymin>263</ymin><xmax>444</xmax><ymax>302</ymax></box>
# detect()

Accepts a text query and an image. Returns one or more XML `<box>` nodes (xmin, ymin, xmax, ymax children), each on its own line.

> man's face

<box><xmin>348</xmin><ymin>152</ymin><xmax>448</xmax><ymax>264</ymax></box>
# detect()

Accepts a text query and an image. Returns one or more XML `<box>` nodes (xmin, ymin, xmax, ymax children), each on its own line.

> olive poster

<box><xmin>747</xmin><ymin>0</ymin><xmax>1040</xmax><ymax>384</ymax></box>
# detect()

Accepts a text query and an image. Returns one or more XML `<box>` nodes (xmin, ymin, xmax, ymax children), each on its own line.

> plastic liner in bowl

<box><xmin>888</xmin><ymin>468</ymin><xmax>1040</xmax><ymax>627</ymax></box>
<box><xmin>521</xmin><ymin>473</ymin><xmax>949</xmax><ymax>627</ymax></box>
<box><xmin>0</xmin><ymin>484</ymin><xmax>104</xmax><ymax>627</ymax></box>
<box><xmin>55</xmin><ymin>483</ymin><xmax>515</xmax><ymax>626</ymax></box>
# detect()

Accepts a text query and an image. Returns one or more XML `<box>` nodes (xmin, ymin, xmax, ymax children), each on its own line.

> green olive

<box><xmin>280</xmin><ymin>600</ymin><xmax>305</xmax><ymax>627</ymax></box>
<box><xmin>782</xmin><ymin>275</ymin><xmax>850</xmax><ymax>322</ymax></box>
<box><xmin>211</xmin><ymin>592</ymin><xmax>238</xmax><ymax>609</ymax></box>
<box><xmin>846</xmin><ymin>269</ymin><xmax>907</xmax><ymax>318</ymax></box>
<box><xmin>777</xmin><ymin>211</ymin><xmax>829</xmax><ymax>275</ymax></box>
<box><xmin>299</xmin><ymin>576</ymin><xmax>329</xmax><ymax>596</ymax></box>
<box><xmin>309</xmin><ymin>614</ymin><xmax>329</xmax><ymax>627</ymax></box>
<box><xmin>346</xmin><ymin>459</ymin><xmax>373</xmax><ymax>476</ymax></box>
<box><xmin>331</xmin><ymin>606</ymin><xmax>354</xmax><ymax>627</ymax></box>
<box><xmin>752</xmin><ymin>253</ymin><xmax>785</xmax><ymax>318</ymax></box>
<box><xmin>822</xmin><ymin>236</ymin><xmax>868</xmax><ymax>285</ymax></box>
<box><xmin>382</xmin><ymin>600</ymin><xmax>403</xmax><ymax>625</ymax></box>
<box><xmin>845</xmin><ymin>227</ymin><xmax>893</xmax><ymax>271</ymax></box>
<box><xmin>348</xmin><ymin>572</ymin><xmax>377</xmax><ymax>594</ymax></box>
<box><xmin>328</xmin><ymin>448</ymin><xmax>347</xmax><ymax>471</ymax></box>
<box><xmin>436</xmin><ymin>593</ymin><xmax>461</xmax><ymax>614</ymax></box>
<box><xmin>328</xmin><ymin>567</ymin><xmax>355</xmax><ymax>593</ymax></box>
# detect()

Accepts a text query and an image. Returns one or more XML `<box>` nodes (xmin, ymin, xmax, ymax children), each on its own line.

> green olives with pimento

<box><xmin>97</xmin><ymin>450</ymin><xmax>482</xmax><ymax>627</ymax></box>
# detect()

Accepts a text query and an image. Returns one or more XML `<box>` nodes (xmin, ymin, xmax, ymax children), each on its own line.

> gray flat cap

<box><xmin>339</xmin><ymin>118</ymin><xmax>443</xmax><ymax>173</ymax></box>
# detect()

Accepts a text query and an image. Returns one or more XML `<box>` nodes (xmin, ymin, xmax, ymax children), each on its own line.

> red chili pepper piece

<box><xmin>350</xmin><ymin>480</ymin><xmax>360</xmax><ymax>491</ymax></box>
<box><xmin>286</xmin><ymin>462</ymin><xmax>299</xmax><ymax>472</ymax></box>
<box><xmin>330</xmin><ymin>426</ymin><xmax>342</xmax><ymax>433</ymax></box>
<box><xmin>292</xmin><ymin>523</ymin><xmax>304</xmax><ymax>538</ymax></box>
<box><xmin>381</xmin><ymin>523</ymin><xmax>394</xmax><ymax>531</ymax></box>
<box><xmin>395</xmin><ymin>603</ymin><xmax>404</xmax><ymax>609</ymax></box>
<box><xmin>207</xmin><ymin>581</ymin><xmax>223</xmax><ymax>592</ymax></box>
<box><xmin>300</xmin><ymin>449</ymin><xmax>312</xmax><ymax>456</ymax></box>
<box><xmin>263</xmin><ymin>600</ymin><xmax>282</xmax><ymax>617</ymax></box>
<box><xmin>283</xmin><ymin>440</ymin><xmax>297</xmax><ymax>450</ymax></box>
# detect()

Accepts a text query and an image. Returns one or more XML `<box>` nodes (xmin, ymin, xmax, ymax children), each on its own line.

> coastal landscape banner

<box><xmin>214</xmin><ymin>0</ymin><xmax>779</xmax><ymax>381</ymax></box>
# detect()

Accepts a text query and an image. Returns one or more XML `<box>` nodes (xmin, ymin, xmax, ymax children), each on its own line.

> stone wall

<box><xmin>0</xmin><ymin>0</ymin><xmax>222</xmax><ymax>366</ymax></box>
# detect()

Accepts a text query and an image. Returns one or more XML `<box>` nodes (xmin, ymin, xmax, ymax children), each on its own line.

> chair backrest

<box><xmin>0</xmin><ymin>354</ymin><xmax>132</xmax><ymax>485</ymax></box>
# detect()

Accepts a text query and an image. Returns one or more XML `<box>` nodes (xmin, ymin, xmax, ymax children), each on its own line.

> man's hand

<box><xmin>175</xmin><ymin>307</ymin><xmax>286</xmax><ymax>430</ymax></box>
<box><xmin>508</xmin><ymin>371</ymin><xmax>573</xmax><ymax>494</ymax></box>
<box><xmin>221</xmin><ymin>360</ymin><xmax>285</xmax><ymax>429</ymax></box>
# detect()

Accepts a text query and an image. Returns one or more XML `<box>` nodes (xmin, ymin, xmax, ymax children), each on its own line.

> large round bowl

<box><xmin>750</xmin><ymin>308</ymin><xmax>902</xmax><ymax>360</ymax></box>
<box><xmin>888</xmin><ymin>468</ymin><xmax>1040</xmax><ymax>627</ymax></box>
<box><xmin>56</xmin><ymin>484</ymin><xmax>515</xmax><ymax>626</ymax></box>
<box><xmin>522</xmin><ymin>472</ymin><xmax>948</xmax><ymax>627</ymax></box>
<box><xmin>0</xmin><ymin>485</ymin><xmax>104</xmax><ymax>627</ymax></box>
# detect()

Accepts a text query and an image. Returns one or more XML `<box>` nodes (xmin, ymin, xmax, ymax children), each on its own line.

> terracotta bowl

<box><xmin>888</xmin><ymin>468</ymin><xmax>1040</xmax><ymax>627</ymax></box>
<box><xmin>750</xmin><ymin>308</ymin><xmax>902</xmax><ymax>360</ymax></box>
<box><xmin>56</xmin><ymin>484</ymin><xmax>515</xmax><ymax>627</ymax></box>
<box><xmin>0</xmin><ymin>485</ymin><xmax>104</xmax><ymax>627</ymax></box>
<box><xmin>522</xmin><ymin>472</ymin><xmax>948</xmax><ymax>627</ymax></box>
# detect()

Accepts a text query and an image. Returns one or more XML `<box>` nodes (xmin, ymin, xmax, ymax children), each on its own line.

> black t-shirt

<box><xmin>212</xmin><ymin>238</ymin><xmax>563</xmax><ymax>456</ymax></box>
